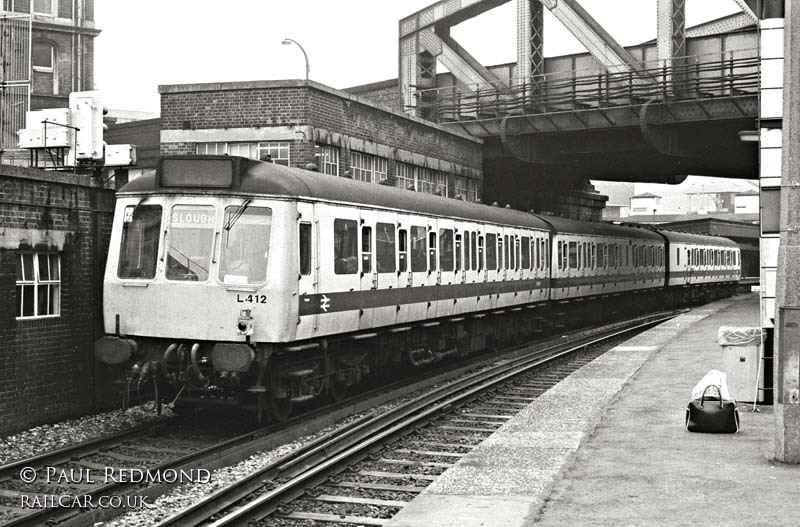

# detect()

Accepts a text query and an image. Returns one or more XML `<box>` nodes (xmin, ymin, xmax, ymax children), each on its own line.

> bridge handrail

<box><xmin>412</xmin><ymin>49</ymin><xmax>760</xmax><ymax>121</ymax></box>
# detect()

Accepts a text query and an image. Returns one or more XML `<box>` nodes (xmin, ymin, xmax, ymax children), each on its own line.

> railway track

<box><xmin>153</xmin><ymin>311</ymin><xmax>677</xmax><ymax>527</ymax></box>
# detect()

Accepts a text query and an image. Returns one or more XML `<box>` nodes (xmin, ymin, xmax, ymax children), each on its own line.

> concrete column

<box><xmin>775</xmin><ymin>0</ymin><xmax>800</xmax><ymax>463</ymax></box>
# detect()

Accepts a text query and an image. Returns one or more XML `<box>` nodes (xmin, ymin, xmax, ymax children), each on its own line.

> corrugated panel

<box><xmin>1</xmin><ymin>83</ymin><xmax>29</xmax><ymax>150</ymax></box>
<box><xmin>0</xmin><ymin>13</ymin><xmax>31</xmax><ymax>83</ymax></box>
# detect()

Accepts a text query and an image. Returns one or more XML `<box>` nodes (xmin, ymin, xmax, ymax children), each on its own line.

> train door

<box><xmin>401</xmin><ymin>218</ymin><xmax>429</xmax><ymax>323</ymax></box>
<box><xmin>373</xmin><ymin>212</ymin><xmax>399</xmax><ymax>328</ymax></box>
<box><xmin>485</xmin><ymin>228</ymin><xmax>501</xmax><ymax>309</ymax></box>
<box><xmin>316</xmin><ymin>206</ymin><xmax>361</xmax><ymax>337</ymax></box>
<box><xmin>462</xmin><ymin>222</ymin><xmax>480</xmax><ymax>314</ymax></box>
<box><xmin>436</xmin><ymin>218</ymin><xmax>457</xmax><ymax>317</ymax></box>
<box><xmin>358</xmin><ymin>211</ymin><xmax>375</xmax><ymax>330</ymax></box>
<box><xmin>295</xmin><ymin>201</ymin><xmax>318</xmax><ymax>340</ymax></box>
<box><xmin>475</xmin><ymin>224</ymin><xmax>491</xmax><ymax>312</ymax></box>
<box><xmin>425</xmin><ymin>219</ymin><xmax>439</xmax><ymax>320</ymax></box>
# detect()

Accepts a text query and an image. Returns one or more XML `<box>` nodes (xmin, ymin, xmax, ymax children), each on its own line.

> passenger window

<box><xmin>411</xmin><ymin>226</ymin><xmax>427</xmax><ymax>272</ymax></box>
<box><xmin>478</xmin><ymin>234</ymin><xmax>484</xmax><ymax>271</ymax></box>
<box><xmin>464</xmin><ymin>231</ymin><xmax>471</xmax><ymax>271</ymax></box>
<box><xmin>334</xmin><ymin>219</ymin><xmax>358</xmax><ymax>274</ymax></box>
<box><xmin>471</xmin><ymin>232</ymin><xmax>477</xmax><ymax>270</ymax></box>
<box><xmin>557</xmin><ymin>241</ymin><xmax>562</xmax><ymax>270</ymax></box>
<box><xmin>376</xmin><ymin>222</ymin><xmax>396</xmax><ymax>273</ymax></box>
<box><xmin>676</xmin><ymin>248</ymin><xmax>680</xmax><ymax>266</ymax></box>
<box><xmin>429</xmin><ymin>231</ymin><xmax>438</xmax><ymax>272</ymax></box>
<box><xmin>361</xmin><ymin>226</ymin><xmax>373</xmax><ymax>273</ymax></box>
<box><xmin>439</xmin><ymin>228</ymin><xmax>454</xmax><ymax>271</ymax></box>
<box><xmin>498</xmin><ymin>236</ymin><xmax>504</xmax><ymax>270</ymax></box>
<box><xmin>568</xmin><ymin>241</ymin><xmax>578</xmax><ymax>269</ymax></box>
<box><xmin>399</xmin><ymin>229</ymin><xmax>408</xmax><ymax>273</ymax></box>
<box><xmin>503</xmin><ymin>235</ymin><xmax>510</xmax><ymax>270</ymax></box>
<box><xmin>486</xmin><ymin>233</ymin><xmax>497</xmax><ymax>270</ymax></box>
<box><xmin>455</xmin><ymin>234</ymin><xmax>462</xmax><ymax>271</ymax></box>
<box><xmin>522</xmin><ymin>236</ymin><xmax>530</xmax><ymax>270</ymax></box>
<box><xmin>515</xmin><ymin>236</ymin><xmax>521</xmax><ymax>270</ymax></box>
<box><xmin>299</xmin><ymin>222</ymin><xmax>312</xmax><ymax>276</ymax></box>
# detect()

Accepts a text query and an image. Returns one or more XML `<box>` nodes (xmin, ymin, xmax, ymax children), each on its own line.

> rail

<box><xmin>158</xmin><ymin>310</ymin><xmax>681</xmax><ymax>527</ymax></box>
<box><xmin>413</xmin><ymin>51</ymin><xmax>759</xmax><ymax>123</ymax></box>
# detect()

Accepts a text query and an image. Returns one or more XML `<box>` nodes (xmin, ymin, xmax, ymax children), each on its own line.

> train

<box><xmin>94</xmin><ymin>156</ymin><xmax>741</xmax><ymax>421</ymax></box>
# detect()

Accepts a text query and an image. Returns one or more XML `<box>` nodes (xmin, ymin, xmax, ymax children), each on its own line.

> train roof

<box><xmin>538</xmin><ymin>215</ymin><xmax>663</xmax><ymax>241</ymax></box>
<box><xmin>656</xmin><ymin>229</ymin><xmax>740</xmax><ymax>248</ymax></box>
<box><xmin>119</xmin><ymin>156</ymin><xmax>552</xmax><ymax>231</ymax></box>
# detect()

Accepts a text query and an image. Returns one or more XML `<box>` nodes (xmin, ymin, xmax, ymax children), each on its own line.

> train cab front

<box><xmin>94</xmin><ymin>156</ymin><xmax>296</xmax><ymax>418</ymax></box>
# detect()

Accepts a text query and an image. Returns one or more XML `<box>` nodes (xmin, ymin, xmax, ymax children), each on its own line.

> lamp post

<box><xmin>281</xmin><ymin>38</ymin><xmax>309</xmax><ymax>81</ymax></box>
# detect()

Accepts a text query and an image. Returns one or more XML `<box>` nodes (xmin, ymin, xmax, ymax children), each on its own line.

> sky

<box><xmin>94</xmin><ymin>0</ymin><xmax>743</xmax><ymax>114</ymax></box>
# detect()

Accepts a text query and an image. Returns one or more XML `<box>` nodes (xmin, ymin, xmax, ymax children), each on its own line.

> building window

<box><xmin>33</xmin><ymin>0</ymin><xmax>54</xmax><ymax>15</ymax></box>
<box><xmin>434</xmin><ymin>172</ymin><xmax>448</xmax><ymax>197</ymax></box>
<box><xmin>466</xmin><ymin>179</ymin><xmax>480</xmax><ymax>203</ymax></box>
<box><xmin>197</xmin><ymin>143</ymin><xmax>227</xmax><ymax>155</ymax></box>
<box><xmin>319</xmin><ymin>145</ymin><xmax>339</xmax><ymax>176</ymax></box>
<box><xmin>258</xmin><ymin>142</ymin><xmax>290</xmax><ymax>165</ymax></box>
<box><xmin>228</xmin><ymin>143</ymin><xmax>258</xmax><ymax>159</ymax></box>
<box><xmin>16</xmin><ymin>252</ymin><xmax>61</xmax><ymax>319</ymax></box>
<box><xmin>396</xmin><ymin>163</ymin><xmax>416</xmax><ymax>190</ymax></box>
<box><xmin>32</xmin><ymin>41</ymin><xmax>54</xmax><ymax>72</ymax></box>
<box><xmin>195</xmin><ymin>142</ymin><xmax>290</xmax><ymax>165</ymax></box>
<box><xmin>374</xmin><ymin>157</ymin><xmax>388</xmax><ymax>182</ymax></box>
<box><xmin>417</xmin><ymin>168</ymin><xmax>435</xmax><ymax>194</ymax></box>
<box><xmin>351</xmin><ymin>152</ymin><xmax>372</xmax><ymax>182</ymax></box>
<box><xmin>32</xmin><ymin>41</ymin><xmax>56</xmax><ymax>95</ymax></box>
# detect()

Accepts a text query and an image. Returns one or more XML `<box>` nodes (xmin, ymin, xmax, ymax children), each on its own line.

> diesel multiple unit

<box><xmin>95</xmin><ymin>156</ymin><xmax>741</xmax><ymax>420</ymax></box>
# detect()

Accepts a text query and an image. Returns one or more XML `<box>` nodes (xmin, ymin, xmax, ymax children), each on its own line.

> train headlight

<box><xmin>237</xmin><ymin>309</ymin><xmax>254</xmax><ymax>336</ymax></box>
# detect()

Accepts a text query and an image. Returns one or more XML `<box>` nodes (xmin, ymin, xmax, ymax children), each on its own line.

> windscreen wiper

<box><xmin>224</xmin><ymin>198</ymin><xmax>252</xmax><ymax>231</ymax></box>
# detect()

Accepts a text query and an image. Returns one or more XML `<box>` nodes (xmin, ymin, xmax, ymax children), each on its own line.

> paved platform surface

<box><xmin>388</xmin><ymin>294</ymin><xmax>800</xmax><ymax>527</ymax></box>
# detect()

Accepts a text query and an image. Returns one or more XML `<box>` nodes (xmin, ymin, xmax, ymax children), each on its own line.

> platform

<box><xmin>387</xmin><ymin>294</ymin><xmax>800</xmax><ymax>527</ymax></box>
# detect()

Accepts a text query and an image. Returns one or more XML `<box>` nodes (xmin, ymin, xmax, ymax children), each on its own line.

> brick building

<box><xmin>159</xmin><ymin>80</ymin><xmax>484</xmax><ymax>202</ymax></box>
<box><xmin>0</xmin><ymin>165</ymin><xmax>115</xmax><ymax>434</ymax></box>
<box><xmin>1</xmin><ymin>0</ymin><xmax>99</xmax><ymax>155</ymax></box>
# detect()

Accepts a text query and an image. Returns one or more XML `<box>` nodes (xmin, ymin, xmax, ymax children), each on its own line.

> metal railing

<box><xmin>413</xmin><ymin>50</ymin><xmax>760</xmax><ymax>123</ymax></box>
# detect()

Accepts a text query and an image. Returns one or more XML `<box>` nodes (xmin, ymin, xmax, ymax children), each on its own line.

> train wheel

<box><xmin>329</xmin><ymin>377</ymin><xmax>348</xmax><ymax>402</ymax></box>
<box><xmin>268</xmin><ymin>396</ymin><xmax>293</xmax><ymax>422</ymax></box>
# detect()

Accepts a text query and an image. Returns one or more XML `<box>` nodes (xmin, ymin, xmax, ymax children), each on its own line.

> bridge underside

<box><xmin>478</xmin><ymin>114</ymin><xmax>757</xmax><ymax>216</ymax></box>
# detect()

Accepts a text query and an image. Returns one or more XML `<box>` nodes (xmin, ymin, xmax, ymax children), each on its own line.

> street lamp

<box><xmin>281</xmin><ymin>38</ymin><xmax>309</xmax><ymax>81</ymax></box>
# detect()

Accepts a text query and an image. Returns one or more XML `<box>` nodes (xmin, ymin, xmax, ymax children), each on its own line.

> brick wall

<box><xmin>308</xmin><ymin>88</ymin><xmax>481</xmax><ymax>169</ymax></box>
<box><xmin>160</xmin><ymin>85</ymin><xmax>311</xmax><ymax>131</ymax></box>
<box><xmin>0</xmin><ymin>165</ymin><xmax>116</xmax><ymax>435</ymax></box>
<box><xmin>159</xmin><ymin>80</ymin><xmax>482</xmax><ymax>182</ymax></box>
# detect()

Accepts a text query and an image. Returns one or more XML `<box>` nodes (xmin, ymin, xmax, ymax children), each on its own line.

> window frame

<box><xmin>16</xmin><ymin>252</ymin><xmax>61</xmax><ymax>320</ymax></box>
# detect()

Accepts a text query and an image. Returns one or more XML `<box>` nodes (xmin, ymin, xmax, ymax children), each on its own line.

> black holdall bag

<box><xmin>685</xmin><ymin>385</ymin><xmax>740</xmax><ymax>434</ymax></box>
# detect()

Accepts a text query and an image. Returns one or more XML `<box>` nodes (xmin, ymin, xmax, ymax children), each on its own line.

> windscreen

<box><xmin>166</xmin><ymin>205</ymin><xmax>215</xmax><ymax>281</ymax></box>
<box><xmin>118</xmin><ymin>204</ymin><xmax>162</xmax><ymax>279</ymax></box>
<box><xmin>219</xmin><ymin>206</ymin><xmax>272</xmax><ymax>285</ymax></box>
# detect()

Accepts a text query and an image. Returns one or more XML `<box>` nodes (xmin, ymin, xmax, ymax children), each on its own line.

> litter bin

<box><xmin>718</xmin><ymin>326</ymin><xmax>764</xmax><ymax>403</ymax></box>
